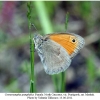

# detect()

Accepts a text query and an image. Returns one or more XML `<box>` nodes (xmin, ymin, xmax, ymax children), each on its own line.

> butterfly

<box><xmin>33</xmin><ymin>32</ymin><xmax>85</xmax><ymax>75</ymax></box>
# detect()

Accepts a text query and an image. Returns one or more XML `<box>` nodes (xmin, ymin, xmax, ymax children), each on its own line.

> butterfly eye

<box><xmin>44</xmin><ymin>37</ymin><xmax>48</xmax><ymax>41</ymax></box>
<box><xmin>72</xmin><ymin>39</ymin><xmax>76</xmax><ymax>42</ymax></box>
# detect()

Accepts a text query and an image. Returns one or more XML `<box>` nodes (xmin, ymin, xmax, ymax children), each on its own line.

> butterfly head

<box><xmin>33</xmin><ymin>33</ymin><xmax>44</xmax><ymax>50</ymax></box>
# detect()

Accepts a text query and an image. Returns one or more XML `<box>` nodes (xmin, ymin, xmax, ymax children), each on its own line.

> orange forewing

<box><xmin>49</xmin><ymin>34</ymin><xmax>78</xmax><ymax>55</ymax></box>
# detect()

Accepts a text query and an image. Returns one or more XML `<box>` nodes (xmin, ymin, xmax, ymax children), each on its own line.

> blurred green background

<box><xmin>0</xmin><ymin>1</ymin><xmax>100</xmax><ymax>93</ymax></box>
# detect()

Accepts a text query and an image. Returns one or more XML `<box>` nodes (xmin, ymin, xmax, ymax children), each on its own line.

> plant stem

<box><xmin>60</xmin><ymin>72</ymin><xmax>66</xmax><ymax>92</ymax></box>
<box><xmin>27</xmin><ymin>1</ymin><xmax>35</xmax><ymax>93</ymax></box>
<box><xmin>60</xmin><ymin>13</ymin><xmax>69</xmax><ymax>92</ymax></box>
<box><xmin>34</xmin><ymin>1</ymin><xmax>53</xmax><ymax>34</ymax></box>
<box><xmin>52</xmin><ymin>74</ymin><xmax>60</xmax><ymax>92</ymax></box>
<box><xmin>30</xmin><ymin>32</ymin><xmax>35</xmax><ymax>93</ymax></box>
<box><xmin>65</xmin><ymin>12</ymin><xmax>69</xmax><ymax>31</ymax></box>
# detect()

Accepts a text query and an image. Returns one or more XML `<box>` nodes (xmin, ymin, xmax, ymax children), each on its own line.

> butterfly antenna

<box><xmin>31</xmin><ymin>24</ymin><xmax>38</xmax><ymax>31</ymax></box>
<box><xmin>31</xmin><ymin>24</ymin><xmax>41</xmax><ymax>39</ymax></box>
<box><xmin>31</xmin><ymin>23</ymin><xmax>39</xmax><ymax>37</ymax></box>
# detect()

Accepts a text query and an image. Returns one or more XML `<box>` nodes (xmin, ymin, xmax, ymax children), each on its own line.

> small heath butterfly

<box><xmin>33</xmin><ymin>32</ymin><xmax>85</xmax><ymax>75</ymax></box>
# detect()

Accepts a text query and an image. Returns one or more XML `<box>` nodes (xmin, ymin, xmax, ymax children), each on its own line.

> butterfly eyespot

<box><xmin>72</xmin><ymin>39</ymin><xmax>76</xmax><ymax>42</ymax></box>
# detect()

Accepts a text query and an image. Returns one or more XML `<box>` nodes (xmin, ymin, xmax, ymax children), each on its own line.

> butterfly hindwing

<box><xmin>37</xmin><ymin>38</ymin><xmax>71</xmax><ymax>75</ymax></box>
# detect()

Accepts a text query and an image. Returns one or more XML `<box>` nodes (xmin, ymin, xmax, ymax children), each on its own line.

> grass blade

<box><xmin>27</xmin><ymin>1</ymin><xmax>35</xmax><ymax>93</ymax></box>
<box><xmin>60</xmin><ymin>13</ymin><xmax>69</xmax><ymax>92</ymax></box>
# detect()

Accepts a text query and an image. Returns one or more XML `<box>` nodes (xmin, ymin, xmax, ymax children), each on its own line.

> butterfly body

<box><xmin>33</xmin><ymin>32</ymin><xmax>85</xmax><ymax>75</ymax></box>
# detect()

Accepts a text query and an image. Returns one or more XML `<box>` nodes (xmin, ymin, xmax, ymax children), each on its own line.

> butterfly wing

<box><xmin>36</xmin><ymin>38</ymin><xmax>71</xmax><ymax>75</ymax></box>
<box><xmin>68</xmin><ymin>33</ymin><xmax>85</xmax><ymax>58</ymax></box>
<box><xmin>48</xmin><ymin>32</ymin><xmax>85</xmax><ymax>59</ymax></box>
<box><xmin>34</xmin><ymin>32</ymin><xmax>85</xmax><ymax>75</ymax></box>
